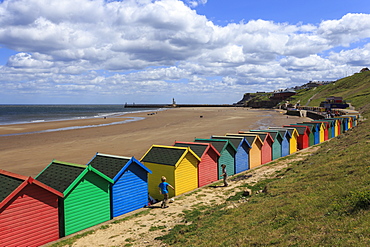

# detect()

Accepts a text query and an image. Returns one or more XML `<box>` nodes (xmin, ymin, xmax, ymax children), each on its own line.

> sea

<box><xmin>0</xmin><ymin>105</ymin><xmax>159</xmax><ymax>136</ymax></box>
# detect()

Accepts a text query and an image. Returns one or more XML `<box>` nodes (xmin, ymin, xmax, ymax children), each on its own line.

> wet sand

<box><xmin>0</xmin><ymin>107</ymin><xmax>309</xmax><ymax>177</ymax></box>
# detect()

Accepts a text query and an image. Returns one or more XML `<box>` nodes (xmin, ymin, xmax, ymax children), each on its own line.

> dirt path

<box><xmin>51</xmin><ymin>146</ymin><xmax>320</xmax><ymax>247</ymax></box>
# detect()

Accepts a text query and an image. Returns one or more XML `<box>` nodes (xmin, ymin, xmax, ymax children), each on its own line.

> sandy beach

<box><xmin>0</xmin><ymin>107</ymin><xmax>309</xmax><ymax>177</ymax></box>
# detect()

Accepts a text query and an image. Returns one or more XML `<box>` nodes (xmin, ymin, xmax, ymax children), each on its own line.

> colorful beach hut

<box><xmin>290</xmin><ymin>124</ymin><xmax>316</xmax><ymax>146</ymax></box>
<box><xmin>0</xmin><ymin>170</ymin><xmax>63</xmax><ymax>247</ymax></box>
<box><xmin>311</xmin><ymin>121</ymin><xmax>330</xmax><ymax>141</ymax></box>
<box><xmin>346</xmin><ymin>115</ymin><xmax>358</xmax><ymax>127</ymax></box>
<box><xmin>211</xmin><ymin>135</ymin><xmax>251</xmax><ymax>173</ymax></box>
<box><xmin>326</xmin><ymin>118</ymin><xmax>340</xmax><ymax>137</ymax></box>
<box><xmin>304</xmin><ymin>121</ymin><xmax>325</xmax><ymax>143</ymax></box>
<box><xmin>269</xmin><ymin>127</ymin><xmax>298</xmax><ymax>154</ymax></box>
<box><xmin>327</xmin><ymin>118</ymin><xmax>343</xmax><ymax>135</ymax></box>
<box><xmin>316</xmin><ymin>119</ymin><xmax>335</xmax><ymax>139</ymax></box>
<box><xmin>262</xmin><ymin>129</ymin><xmax>290</xmax><ymax>157</ymax></box>
<box><xmin>341</xmin><ymin>116</ymin><xmax>353</xmax><ymax>129</ymax></box>
<box><xmin>36</xmin><ymin>160</ymin><xmax>113</xmax><ymax>237</ymax></box>
<box><xmin>174</xmin><ymin>141</ymin><xmax>220</xmax><ymax>187</ymax></box>
<box><xmin>233</xmin><ymin>132</ymin><xmax>273</xmax><ymax>164</ymax></box>
<box><xmin>226</xmin><ymin>134</ymin><xmax>263</xmax><ymax>169</ymax></box>
<box><xmin>295</xmin><ymin>123</ymin><xmax>319</xmax><ymax>145</ymax></box>
<box><xmin>87</xmin><ymin>153</ymin><xmax>152</xmax><ymax>218</ymax></box>
<box><xmin>249</xmin><ymin>130</ymin><xmax>286</xmax><ymax>159</ymax></box>
<box><xmin>194</xmin><ymin>138</ymin><xmax>236</xmax><ymax>178</ymax></box>
<box><xmin>244</xmin><ymin>131</ymin><xmax>281</xmax><ymax>161</ymax></box>
<box><xmin>334</xmin><ymin>117</ymin><xmax>348</xmax><ymax>132</ymax></box>
<box><xmin>284</xmin><ymin>125</ymin><xmax>310</xmax><ymax>149</ymax></box>
<box><xmin>141</xmin><ymin>145</ymin><xmax>200</xmax><ymax>201</ymax></box>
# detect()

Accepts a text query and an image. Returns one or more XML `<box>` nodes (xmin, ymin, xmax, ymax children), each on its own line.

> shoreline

<box><xmin>0</xmin><ymin>116</ymin><xmax>146</xmax><ymax>137</ymax></box>
<box><xmin>0</xmin><ymin>107</ymin><xmax>310</xmax><ymax>177</ymax></box>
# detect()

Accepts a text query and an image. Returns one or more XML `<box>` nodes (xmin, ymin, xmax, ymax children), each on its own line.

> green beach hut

<box><xmin>291</xmin><ymin>123</ymin><xmax>316</xmax><ymax>146</ymax></box>
<box><xmin>194</xmin><ymin>138</ymin><xmax>236</xmax><ymax>179</ymax></box>
<box><xmin>36</xmin><ymin>160</ymin><xmax>113</xmax><ymax>237</ymax></box>
<box><xmin>247</xmin><ymin>130</ymin><xmax>283</xmax><ymax>160</ymax></box>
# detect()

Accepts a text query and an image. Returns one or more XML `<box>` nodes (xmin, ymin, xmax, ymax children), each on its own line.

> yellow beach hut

<box><xmin>304</xmin><ymin>121</ymin><xmax>325</xmax><ymax>143</ymax></box>
<box><xmin>140</xmin><ymin>145</ymin><xmax>200</xmax><ymax>201</ymax></box>
<box><xmin>341</xmin><ymin>115</ymin><xmax>353</xmax><ymax>129</ymax></box>
<box><xmin>330</xmin><ymin>118</ymin><xmax>340</xmax><ymax>137</ymax></box>
<box><xmin>269</xmin><ymin>127</ymin><xmax>299</xmax><ymax>154</ymax></box>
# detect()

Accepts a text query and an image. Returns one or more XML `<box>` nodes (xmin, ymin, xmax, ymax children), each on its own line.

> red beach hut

<box><xmin>174</xmin><ymin>141</ymin><xmax>220</xmax><ymax>187</ymax></box>
<box><xmin>284</xmin><ymin>125</ymin><xmax>311</xmax><ymax>150</ymax></box>
<box><xmin>0</xmin><ymin>169</ymin><xmax>63</xmax><ymax>247</ymax></box>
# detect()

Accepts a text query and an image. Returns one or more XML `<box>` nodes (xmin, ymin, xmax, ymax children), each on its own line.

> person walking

<box><xmin>158</xmin><ymin>176</ymin><xmax>174</xmax><ymax>208</ymax></box>
<box><xmin>221</xmin><ymin>164</ymin><xmax>228</xmax><ymax>187</ymax></box>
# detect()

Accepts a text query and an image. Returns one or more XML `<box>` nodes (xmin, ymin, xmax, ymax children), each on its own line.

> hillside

<box><xmin>238</xmin><ymin>71</ymin><xmax>370</xmax><ymax>114</ymax></box>
<box><xmin>290</xmin><ymin>71</ymin><xmax>370</xmax><ymax>116</ymax></box>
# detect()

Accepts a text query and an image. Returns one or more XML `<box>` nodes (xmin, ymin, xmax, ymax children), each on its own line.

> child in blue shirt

<box><xmin>158</xmin><ymin>176</ymin><xmax>174</xmax><ymax>208</ymax></box>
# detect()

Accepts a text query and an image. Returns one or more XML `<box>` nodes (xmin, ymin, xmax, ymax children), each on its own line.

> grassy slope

<box><xmin>159</xmin><ymin>73</ymin><xmax>370</xmax><ymax>246</ymax></box>
<box><xmin>290</xmin><ymin>71</ymin><xmax>370</xmax><ymax>114</ymax></box>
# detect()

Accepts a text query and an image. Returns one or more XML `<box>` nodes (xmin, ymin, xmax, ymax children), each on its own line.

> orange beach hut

<box><xmin>226</xmin><ymin>133</ymin><xmax>263</xmax><ymax>169</ymax></box>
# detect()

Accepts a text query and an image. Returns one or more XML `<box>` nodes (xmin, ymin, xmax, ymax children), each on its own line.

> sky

<box><xmin>1</xmin><ymin>0</ymin><xmax>370</xmax><ymax>104</ymax></box>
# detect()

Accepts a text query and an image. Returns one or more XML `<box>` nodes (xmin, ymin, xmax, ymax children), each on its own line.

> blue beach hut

<box><xmin>334</xmin><ymin>117</ymin><xmax>349</xmax><ymax>132</ymax></box>
<box><xmin>211</xmin><ymin>135</ymin><xmax>251</xmax><ymax>173</ymax></box>
<box><xmin>266</xmin><ymin>129</ymin><xmax>291</xmax><ymax>157</ymax></box>
<box><xmin>318</xmin><ymin>119</ymin><xmax>335</xmax><ymax>139</ymax></box>
<box><xmin>87</xmin><ymin>153</ymin><xmax>152</xmax><ymax>218</ymax></box>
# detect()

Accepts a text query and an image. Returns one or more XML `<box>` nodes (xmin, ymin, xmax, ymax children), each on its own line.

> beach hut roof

<box><xmin>225</xmin><ymin>133</ymin><xmax>263</xmax><ymax>146</ymax></box>
<box><xmin>318</xmin><ymin>119</ymin><xmax>336</xmax><ymax>127</ymax></box>
<box><xmin>237</xmin><ymin>131</ymin><xmax>274</xmax><ymax>143</ymax></box>
<box><xmin>303</xmin><ymin>121</ymin><xmax>325</xmax><ymax>129</ymax></box>
<box><xmin>141</xmin><ymin>145</ymin><xmax>200</xmax><ymax>167</ymax></box>
<box><xmin>88</xmin><ymin>153</ymin><xmax>152</xmax><ymax>181</ymax></box>
<box><xmin>36</xmin><ymin>160</ymin><xmax>86</xmax><ymax>193</ymax></box>
<box><xmin>256</xmin><ymin>129</ymin><xmax>291</xmax><ymax>139</ymax></box>
<box><xmin>211</xmin><ymin>135</ymin><xmax>252</xmax><ymax>149</ymax></box>
<box><xmin>36</xmin><ymin>160</ymin><xmax>113</xmax><ymax>195</ymax></box>
<box><xmin>269</xmin><ymin>127</ymin><xmax>298</xmax><ymax>137</ymax></box>
<box><xmin>290</xmin><ymin>123</ymin><xmax>316</xmax><ymax>132</ymax></box>
<box><xmin>283</xmin><ymin>125</ymin><xmax>310</xmax><ymax>135</ymax></box>
<box><xmin>174</xmin><ymin>142</ymin><xmax>220</xmax><ymax>158</ymax></box>
<box><xmin>194</xmin><ymin>138</ymin><xmax>237</xmax><ymax>153</ymax></box>
<box><xmin>0</xmin><ymin>169</ymin><xmax>63</xmax><ymax>209</ymax></box>
<box><xmin>311</xmin><ymin>121</ymin><xmax>330</xmax><ymax>128</ymax></box>
<box><xmin>248</xmin><ymin>130</ymin><xmax>283</xmax><ymax>142</ymax></box>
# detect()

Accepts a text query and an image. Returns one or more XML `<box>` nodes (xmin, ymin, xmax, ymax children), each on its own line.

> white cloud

<box><xmin>0</xmin><ymin>0</ymin><xmax>370</xmax><ymax>103</ymax></box>
<box><xmin>7</xmin><ymin>52</ymin><xmax>53</xmax><ymax>68</ymax></box>
<box><xmin>329</xmin><ymin>43</ymin><xmax>370</xmax><ymax>66</ymax></box>
<box><xmin>280</xmin><ymin>55</ymin><xmax>334</xmax><ymax>71</ymax></box>
<box><xmin>183</xmin><ymin>0</ymin><xmax>207</xmax><ymax>8</ymax></box>
<box><xmin>318</xmin><ymin>13</ymin><xmax>370</xmax><ymax>47</ymax></box>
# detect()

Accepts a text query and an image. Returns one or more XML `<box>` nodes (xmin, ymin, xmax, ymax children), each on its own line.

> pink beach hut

<box><xmin>174</xmin><ymin>141</ymin><xmax>220</xmax><ymax>187</ymax></box>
